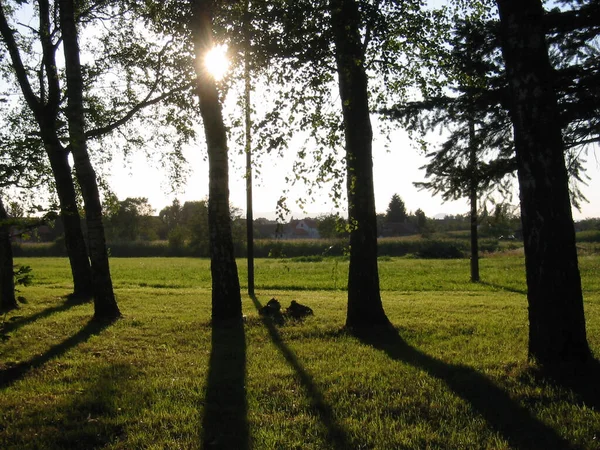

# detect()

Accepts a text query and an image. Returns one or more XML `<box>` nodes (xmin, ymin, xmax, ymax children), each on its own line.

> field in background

<box><xmin>12</xmin><ymin>229</ymin><xmax>600</xmax><ymax>258</ymax></box>
<box><xmin>1</xmin><ymin>255</ymin><xmax>599</xmax><ymax>449</ymax></box>
<box><xmin>16</xmin><ymin>252</ymin><xmax>600</xmax><ymax>294</ymax></box>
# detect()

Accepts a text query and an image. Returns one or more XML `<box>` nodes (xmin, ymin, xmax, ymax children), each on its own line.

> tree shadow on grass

<box><xmin>355</xmin><ymin>326</ymin><xmax>569</xmax><ymax>450</ymax></box>
<box><xmin>250</xmin><ymin>294</ymin><xmax>354</xmax><ymax>450</ymax></box>
<box><xmin>1</xmin><ymin>298</ymin><xmax>82</xmax><ymax>335</ymax></box>
<box><xmin>480</xmin><ymin>281</ymin><xmax>528</xmax><ymax>296</ymax></box>
<box><xmin>53</xmin><ymin>362</ymin><xmax>136</xmax><ymax>448</ymax></box>
<box><xmin>0</xmin><ymin>317</ymin><xmax>115</xmax><ymax>390</ymax></box>
<box><xmin>7</xmin><ymin>362</ymin><xmax>137</xmax><ymax>449</ymax></box>
<box><xmin>201</xmin><ymin>317</ymin><xmax>249</xmax><ymax>449</ymax></box>
<box><xmin>530</xmin><ymin>357</ymin><xmax>600</xmax><ymax>413</ymax></box>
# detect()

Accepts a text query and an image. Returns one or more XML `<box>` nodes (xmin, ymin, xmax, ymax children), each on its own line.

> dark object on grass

<box><xmin>259</xmin><ymin>298</ymin><xmax>282</xmax><ymax>316</ymax></box>
<box><xmin>286</xmin><ymin>300</ymin><xmax>313</xmax><ymax>319</ymax></box>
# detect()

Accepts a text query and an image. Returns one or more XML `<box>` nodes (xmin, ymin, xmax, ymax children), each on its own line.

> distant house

<box><xmin>253</xmin><ymin>218</ymin><xmax>282</xmax><ymax>239</ymax></box>
<box><xmin>285</xmin><ymin>218</ymin><xmax>320</xmax><ymax>239</ymax></box>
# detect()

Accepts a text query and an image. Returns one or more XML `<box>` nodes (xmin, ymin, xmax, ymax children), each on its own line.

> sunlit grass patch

<box><xmin>2</xmin><ymin>256</ymin><xmax>599</xmax><ymax>448</ymax></box>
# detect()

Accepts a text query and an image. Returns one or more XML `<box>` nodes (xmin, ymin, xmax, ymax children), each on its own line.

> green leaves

<box><xmin>13</xmin><ymin>264</ymin><xmax>33</xmax><ymax>289</ymax></box>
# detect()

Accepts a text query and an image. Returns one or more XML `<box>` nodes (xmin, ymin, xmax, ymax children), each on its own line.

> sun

<box><xmin>204</xmin><ymin>44</ymin><xmax>230</xmax><ymax>81</ymax></box>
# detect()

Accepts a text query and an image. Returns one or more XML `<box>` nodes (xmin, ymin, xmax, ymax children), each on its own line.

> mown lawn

<box><xmin>1</xmin><ymin>255</ymin><xmax>599</xmax><ymax>449</ymax></box>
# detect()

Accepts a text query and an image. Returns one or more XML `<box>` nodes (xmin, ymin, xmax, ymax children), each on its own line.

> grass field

<box><xmin>1</xmin><ymin>255</ymin><xmax>599</xmax><ymax>449</ymax></box>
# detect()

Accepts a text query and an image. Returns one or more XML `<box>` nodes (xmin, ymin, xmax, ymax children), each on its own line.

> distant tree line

<box><xmin>9</xmin><ymin>193</ymin><xmax>585</xmax><ymax>248</ymax></box>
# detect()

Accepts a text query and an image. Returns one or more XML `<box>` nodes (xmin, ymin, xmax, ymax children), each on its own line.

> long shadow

<box><xmin>1</xmin><ymin>297</ymin><xmax>84</xmax><ymax>335</ymax></box>
<box><xmin>250</xmin><ymin>294</ymin><xmax>353</xmax><ymax>450</ymax></box>
<box><xmin>480</xmin><ymin>281</ymin><xmax>528</xmax><ymax>296</ymax></box>
<box><xmin>21</xmin><ymin>362</ymin><xmax>137</xmax><ymax>449</ymax></box>
<box><xmin>0</xmin><ymin>317</ymin><xmax>114</xmax><ymax>390</ymax></box>
<box><xmin>201</xmin><ymin>318</ymin><xmax>249</xmax><ymax>449</ymax></box>
<box><xmin>532</xmin><ymin>358</ymin><xmax>600</xmax><ymax>413</ymax></box>
<box><xmin>356</xmin><ymin>326</ymin><xmax>569</xmax><ymax>450</ymax></box>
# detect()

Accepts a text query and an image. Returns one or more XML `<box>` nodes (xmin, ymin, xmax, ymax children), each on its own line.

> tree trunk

<box><xmin>191</xmin><ymin>0</ymin><xmax>242</xmax><ymax>321</ymax></box>
<box><xmin>469</xmin><ymin>187</ymin><xmax>479</xmax><ymax>283</ymax></box>
<box><xmin>0</xmin><ymin>198</ymin><xmax>17</xmax><ymax>312</ymax></box>
<box><xmin>42</xmin><ymin>134</ymin><xmax>94</xmax><ymax>300</ymax></box>
<box><xmin>468</xmin><ymin>117</ymin><xmax>480</xmax><ymax>283</ymax></box>
<box><xmin>0</xmin><ymin>1</ymin><xmax>92</xmax><ymax>301</ymax></box>
<box><xmin>244</xmin><ymin>0</ymin><xmax>255</xmax><ymax>297</ymax></box>
<box><xmin>330</xmin><ymin>0</ymin><xmax>390</xmax><ymax>329</ymax></box>
<box><xmin>58</xmin><ymin>0</ymin><xmax>120</xmax><ymax>321</ymax></box>
<box><xmin>496</xmin><ymin>0</ymin><xmax>590</xmax><ymax>365</ymax></box>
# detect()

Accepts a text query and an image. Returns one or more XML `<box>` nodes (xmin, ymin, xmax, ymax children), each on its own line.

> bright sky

<box><xmin>107</xmin><ymin>1</ymin><xmax>600</xmax><ymax>222</ymax></box>
<box><xmin>3</xmin><ymin>0</ymin><xmax>596</xmax><ymax>221</ymax></box>
<box><xmin>108</xmin><ymin>120</ymin><xmax>600</xmax><ymax>221</ymax></box>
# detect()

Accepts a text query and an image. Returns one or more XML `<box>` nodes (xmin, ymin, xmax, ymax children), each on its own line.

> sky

<box><xmin>107</xmin><ymin>0</ymin><xmax>600</xmax><ymax>222</ymax></box>
<box><xmin>108</xmin><ymin>121</ymin><xmax>600</xmax><ymax>221</ymax></box>
<box><xmin>3</xmin><ymin>0</ymin><xmax>597</xmax><ymax>222</ymax></box>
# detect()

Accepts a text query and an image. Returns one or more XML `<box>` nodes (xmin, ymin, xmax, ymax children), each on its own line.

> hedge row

<box><xmin>576</xmin><ymin>230</ymin><xmax>600</xmax><ymax>243</ymax></box>
<box><xmin>12</xmin><ymin>237</ymin><xmax>512</xmax><ymax>259</ymax></box>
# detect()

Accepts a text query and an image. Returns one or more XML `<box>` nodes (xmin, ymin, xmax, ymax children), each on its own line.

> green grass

<box><xmin>23</xmin><ymin>253</ymin><xmax>600</xmax><ymax>294</ymax></box>
<box><xmin>1</xmin><ymin>256</ymin><xmax>599</xmax><ymax>449</ymax></box>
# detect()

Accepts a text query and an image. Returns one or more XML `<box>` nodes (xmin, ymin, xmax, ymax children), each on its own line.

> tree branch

<box><xmin>38</xmin><ymin>0</ymin><xmax>61</xmax><ymax>112</ymax></box>
<box><xmin>85</xmin><ymin>82</ymin><xmax>194</xmax><ymax>139</ymax></box>
<box><xmin>0</xmin><ymin>5</ymin><xmax>41</xmax><ymax>113</ymax></box>
<box><xmin>544</xmin><ymin>3</ymin><xmax>600</xmax><ymax>34</ymax></box>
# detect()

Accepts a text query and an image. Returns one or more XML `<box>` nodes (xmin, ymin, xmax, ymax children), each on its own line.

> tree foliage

<box><xmin>1</xmin><ymin>0</ymin><xmax>200</xmax><ymax>305</ymax></box>
<box><xmin>385</xmin><ymin>194</ymin><xmax>407</xmax><ymax>223</ymax></box>
<box><xmin>383</xmin><ymin>1</ymin><xmax>600</xmax><ymax>210</ymax></box>
<box><xmin>316</xmin><ymin>213</ymin><xmax>347</xmax><ymax>239</ymax></box>
<box><xmin>104</xmin><ymin>196</ymin><xmax>156</xmax><ymax>241</ymax></box>
<box><xmin>496</xmin><ymin>0</ymin><xmax>591</xmax><ymax>366</ymax></box>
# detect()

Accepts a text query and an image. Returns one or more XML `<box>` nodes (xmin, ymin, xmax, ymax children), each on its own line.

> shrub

<box><xmin>290</xmin><ymin>255</ymin><xmax>324</xmax><ymax>262</ymax></box>
<box><xmin>479</xmin><ymin>239</ymin><xmax>500</xmax><ymax>253</ymax></box>
<box><xmin>168</xmin><ymin>226</ymin><xmax>187</xmax><ymax>255</ymax></box>
<box><xmin>577</xmin><ymin>230</ymin><xmax>600</xmax><ymax>243</ymax></box>
<box><xmin>416</xmin><ymin>240</ymin><xmax>466</xmax><ymax>259</ymax></box>
<box><xmin>12</xmin><ymin>235</ymin><xmax>521</xmax><ymax>259</ymax></box>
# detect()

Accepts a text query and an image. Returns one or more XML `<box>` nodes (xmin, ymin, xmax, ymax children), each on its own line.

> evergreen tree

<box><xmin>386</xmin><ymin>194</ymin><xmax>408</xmax><ymax>223</ymax></box>
<box><xmin>497</xmin><ymin>0</ymin><xmax>591</xmax><ymax>366</ymax></box>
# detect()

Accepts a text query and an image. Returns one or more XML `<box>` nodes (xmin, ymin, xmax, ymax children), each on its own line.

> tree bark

<box><xmin>0</xmin><ymin>1</ymin><xmax>93</xmax><ymax>300</ymax></box>
<box><xmin>58</xmin><ymin>0</ymin><xmax>120</xmax><ymax>320</ymax></box>
<box><xmin>0</xmin><ymin>198</ymin><xmax>17</xmax><ymax>312</ymax></box>
<box><xmin>468</xmin><ymin>117</ymin><xmax>480</xmax><ymax>283</ymax></box>
<box><xmin>244</xmin><ymin>0</ymin><xmax>255</xmax><ymax>297</ymax></box>
<box><xmin>496</xmin><ymin>0</ymin><xmax>590</xmax><ymax>365</ymax></box>
<box><xmin>42</xmin><ymin>130</ymin><xmax>94</xmax><ymax>300</ymax></box>
<box><xmin>330</xmin><ymin>0</ymin><xmax>390</xmax><ymax>329</ymax></box>
<box><xmin>191</xmin><ymin>0</ymin><xmax>242</xmax><ymax>321</ymax></box>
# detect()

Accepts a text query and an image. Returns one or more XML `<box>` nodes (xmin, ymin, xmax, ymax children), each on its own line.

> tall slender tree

<box><xmin>2</xmin><ymin>0</ymin><xmax>194</xmax><ymax>309</ymax></box>
<box><xmin>231</xmin><ymin>0</ymin><xmax>435</xmax><ymax>327</ymax></box>
<box><xmin>330</xmin><ymin>0</ymin><xmax>389</xmax><ymax>329</ymax></box>
<box><xmin>467</xmin><ymin>112</ymin><xmax>480</xmax><ymax>282</ymax></box>
<box><xmin>191</xmin><ymin>0</ymin><xmax>242</xmax><ymax>322</ymax></box>
<box><xmin>58</xmin><ymin>0</ymin><xmax>120</xmax><ymax>320</ymax></box>
<box><xmin>0</xmin><ymin>0</ymin><xmax>93</xmax><ymax>300</ymax></box>
<box><xmin>496</xmin><ymin>0</ymin><xmax>590</xmax><ymax>366</ymax></box>
<box><xmin>243</xmin><ymin>0</ymin><xmax>255</xmax><ymax>297</ymax></box>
